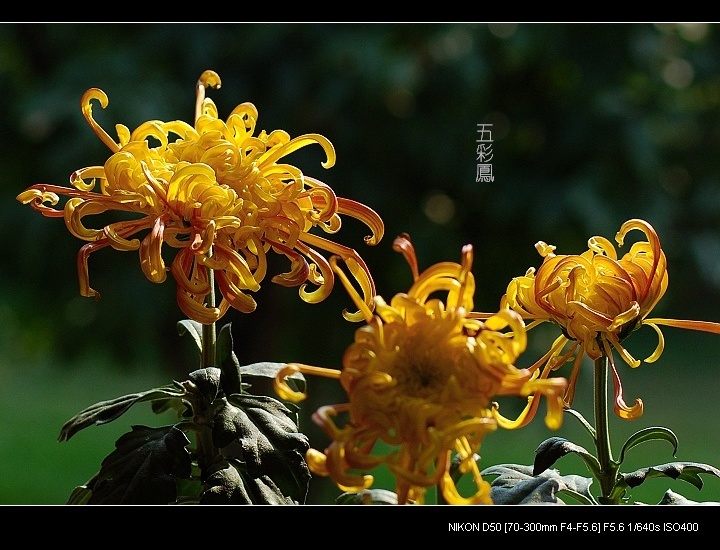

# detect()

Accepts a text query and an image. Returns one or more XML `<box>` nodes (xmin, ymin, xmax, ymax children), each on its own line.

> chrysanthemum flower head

<box><xmin>499</xmin><ymin>218</ymin><xmax>720</xmax><ymax>420</ymax></box>
<box><xmin>17</xmin><ymin>70</ymin><xmax>383</xmax><ymax>324</ymax></box>
<box><xmin>275</xmin><ymin>234</ymin><xmax>567</xmax><ymax>504</ymax></box>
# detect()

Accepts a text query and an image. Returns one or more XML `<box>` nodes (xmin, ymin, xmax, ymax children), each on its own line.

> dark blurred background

<box><xmin>2</xmin><ymin>22</ymin><xmax>720</xmax><ymax>505</ymax></box>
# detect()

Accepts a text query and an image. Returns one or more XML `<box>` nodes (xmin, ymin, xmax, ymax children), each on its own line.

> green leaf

<box><xmin>618</xmin><ymin>461</ymin><xmax>720</xmax><ymax>492</ymax></box>
<box><xmin>58</xmin><ymin>385</ymin><xmax>187</xmax><ymax>442</ymax></box>
<box><xmin>617</xmin><ymin>426</ymin><xmax>679</xmax><ymax>465</ymax></box>
<box><xmin>209</xmin><ymin>394</ymin><xmax>311</xmax><ymax>504</ymax></box>
<box><xmin>481</xmin><ymin>463</ymin><xmax>595</xmax><ymax>505</ymax></box>
<box><xmin>216</xmin><ymin>322</ymin><xmax>243</xmax><ymax>396</ymax></box>
<box><xmin>533</xmin><ymin>436</ymin><xmax>602</xmax><ymax>481</ymax></box>
<box><xmin>201</xmin><ymin>458</ymin><xmax>300</xmax><ymax>504</ymax></box>
<box><xmin>177</xmin><ymin>319</ymin><xmax>203</xmax><ymax>352</ymax></box>
<box><xmin>188</xmin><ymin>367</ymin><xmax>223</xmax><ymax>403</ymax></box>
<box><xmin>75</xmin><ymin>425</ymin><xmax>192</xmax><ymax>504</ymax></box>
<box><xmin>336</xmin><ymin>489</ymin><xmax>399</xmax><ymax>505</ymax></box>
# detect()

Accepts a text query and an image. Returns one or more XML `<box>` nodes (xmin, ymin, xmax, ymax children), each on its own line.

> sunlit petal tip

<box><xmin>81</xmin><ymin>88</ymin><xmax>120</xmax><ymax>153</ymax></box>
<box><xmin>337</xmin><ymin>476</ymin><xmax>375</xmax><ymax>493</ymax></box>
<box><xmin>16</xmin><ymin>189</ymin><xmax>44</xmax><ymax>204</ymax></box>
<box><xmin>81</xmin><ymin>87</ymin><xmax>109</xmax><ymax>110</ymax></box>
<box><xmin>615</xmin><ymin>397</ymin><xmax>644</xmax><ymax>420</ymax></box>
<box><xmin>392</xmin><ymin>233</ymin><xmax>420</xmax><ymax>281</ymax></box>
<box><xmin>535</xmin><ymin>241</ymin><xmax>556</xmax><ymax>257</ymax></box>
<box><xmin>440</xmin><ymin>472</ymin><xmax>493</xmax><ymax>505</ymax></box>
<box><xmin>544</xmin><ymin>404</ymin><xmax>565</xmax><ymax>431</ymax></box>
<box><xmin>491</xmin><ymin>398</ymin><xmax>537</xmax><ymax>430</ymax></box>
<box><xmin>305</xmin><ymin>448</ymin><xmax>330</xmax><ymax>476</ymax></box>
<box><xmin>198</xmin><ymin>70</ymin><xmax>221</xmax><ymax>90</ymax></box>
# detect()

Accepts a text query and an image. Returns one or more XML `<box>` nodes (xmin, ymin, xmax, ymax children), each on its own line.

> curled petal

<box><xmin>440</xmin><ymin>471</ymin><xmax>493</xmax><ymax>505</ymax></box>
<box><xmin>642</xmin><ymin>322</ymin><xmax>665</xmax><ymax>363</ymax></box>
<box><xmin>139</xmin><ymin>217</ymin><xmax>168</xmax><ymax>283</ymax></box>
<box><xmin>392</xmin><ymin>233</ymin><xmax>420</xmax><ymax>281</ymax></box>
<box><xmin>214</xmin><ymin>270</ymin><xmax>257</xmax><ymax>313</ymax></box>
<box><xmin>324</xmin><ymin>443</ymin><xmax>374</xmax><ymax>491</ymax></box>
<box><xmin>171</xmin><ymin>249</ymin><xmax>211</xmax><ymax>296</ymax></box>
<box><xmin>492</xmin><ymin>397</ymin><xmax>537</xmax><ymax>430</ymax></box>
<box><xmin>259</xmin><ymin>133</ymin><xmax>335</xmax><ymax>170</ymax></box>
<box><xmin>305</xmin><ymin>448</ymin><xmax>330</xmax><ymax>476</ymax></box>
<box><xmin>81</xmin><ymin>88</ymin><xmax>120</xmax><ymax>153</ymax></box>
<box><xmin>267</xmin><ymin>239</ymin><xmax>311</xmax><ymax>288</ymax></box>
<box><xmin>17</xmin><ymin>187</ymin><xmax>61</xmax><ymax>213</ymax></box>
<box><xmin>337</xmin><ymin>197</ymin><xmax>385</xmax><ymax>246</ymax></box>
<box><xmin>330</xmin><ymin>255</ymin><xmax>374</xmax><ymax>323</ymax></box>
<box><xmin>275</xmin><ymin>364</ymin><xmax>306</xmax><ymax>402</ymax></box>
<box><xmin>294</xmin><ymin>241</ymin><xmax>334</xmax><ymax>304</ymax></box>
<box><xmin>275</xmin><ymin>363</ymin><xmax>341</xmax><ymax>403</ymax></box>
<box><xmin>603</xmin><ymin>340</ymin><xmax>644</xmax><ymax>420</ymax></box>
<box><xmin>176</xmin><ymin>287</ymin><xmax>223</xmax><ymax>325</ymax></box>
<box><xmin>77</xmin><ymin>241</ymin><xmax>107</xmax><ymax>299</ymax></box>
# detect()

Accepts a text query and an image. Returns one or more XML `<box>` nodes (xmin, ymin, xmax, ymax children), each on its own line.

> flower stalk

<box><xmin>594</xmin><ymin>354</ymin><xmax>619</xmax><ymax>503</ymax></box>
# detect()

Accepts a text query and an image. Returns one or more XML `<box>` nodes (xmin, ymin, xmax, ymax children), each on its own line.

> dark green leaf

<box><xmin>534</xmin><ymin>436</ymin><xmax>602</xmax><ymax>480</ymax></box>
<box><xmin>201</xmin><ymin>459</ymin><xmax>299</xmax><ymax>504</ymax></box>
<box><xmin>619</xmin><ymin>461</ymin><xmax>720</xmax><ymax>492</ymax></box>
<box><xmin>211</xmin><ymin>394</ymin><xmax>310</xmax><ymax>503</ymax></box>
<box><xmin>618</xmin><ymin>427</ymin><xmax>679</xmax><ymax>465</ymax></box>
<box><xmin>188</xmin><ymin>367</ymin><xmax>222</xmax><ymax>403</ymax></box>
<box><xmin>481</xmin><ymin>463</ymin><xmax>595</xmax><ymax>505</ymax></box>
<box><xmin>336</xmin><ymin>489</ymin><xmax>399</xmax><ymax>505</ymax></box>
<box><xmin>177</xmin><ymin>319</ymin><xmax>203</xmax><ymax>352</ymax></box>
<box><xmin>79</xmin><ymin>425</ymin><xmax>192</xmax><ymax>504</ymax></box>
<box><xmin>200</xmin><ymin>460</ymin><xmax>253</xmax><ymax>504</ymax></box>
<box><xmin>58</xmin><ymin>385</ymin><xmax>186</xmax><ymax>442</ymax></box>
<box><xmin>217</xmin><ymin>322</ymin><xmax>243</xmax><ymax>396</ymax></box>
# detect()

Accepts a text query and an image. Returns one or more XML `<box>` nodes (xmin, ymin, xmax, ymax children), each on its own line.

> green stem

<box><xmin>594</xmin><ymin>354</ymin><xmax>619</xmax><ymax>503</ymax></box>
<box><xmin>195</xmin><ymin>266</ymin><xmax>218</xmax><ymax>482</ymax></box>
<box><xmin>201</xmin><ymin>273</ymin><xmax>217</xmax><ymax>369</ymax></box>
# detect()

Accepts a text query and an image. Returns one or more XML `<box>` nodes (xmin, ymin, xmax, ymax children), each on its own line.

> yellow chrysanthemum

<box><xmin>275</xmin><ymin>234</ymin><xmax>567</xmax><ymax>504</ymax></box>
<box><xmin>17</xmin><ymin>70</ymin><xmax>384</xmax><ymax>324</ymax></box>
<box><xmin>494</xmin><ymin>218</ymin><xmax>720</xmax><ymax>421</ymax></box>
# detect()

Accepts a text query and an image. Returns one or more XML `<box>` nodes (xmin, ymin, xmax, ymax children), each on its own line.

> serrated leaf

<box><xmin>200</xmin><ymin>459</ymin><xmax>299</xmax><ymax>504</ymax></box>
<box><xmin>618</xmin><ymin>427</ymin><xmax>679</xmax><ymax>465</ymax></box>
<box><xmin>619</xmin><ymin>461</ymin><xmax>720</xmax><ymax>492</ymax></box>
<box><xmin>211</xmin><ymin>394</ymin><xmax>310</xmax><ymax>503</ymax></box>
<box><xmin>480</xmin><ymin>463</ymin><xmax>595</xmax><ymax>505</ymax></box>
<box><xmin>177</xmin><ymin>319</ymin><xmax>203</xmax><ymax>352</ymax></box>
<box><xmin>58</xmin><ymin>386</ymin><xmax>187</xmax><ymax>442</ymax></box>
<box><xmin>336</xmin><ymin>489</ymin><xmax>399</xmax><ymax>505</ymax></box>
<box><xmin>534</xmin><ymin>436</ymin><xmax>602</xmax><ymax>480</ymax></box>
<box><xmin>78</xmin><ymin>425</ymin><xmax>192</xmax><ymax>504</ymax></box>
